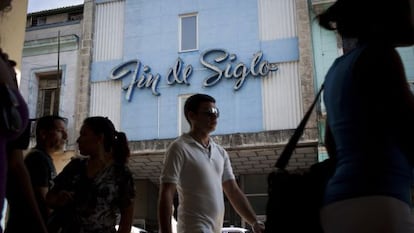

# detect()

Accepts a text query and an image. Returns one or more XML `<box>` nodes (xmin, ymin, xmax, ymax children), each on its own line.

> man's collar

<box><xmin>183</xmin><ymin>133</ymin><xmax>214</xmax><ymax>148</ymax></box>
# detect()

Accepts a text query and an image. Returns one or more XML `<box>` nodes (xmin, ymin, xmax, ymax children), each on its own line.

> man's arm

<box><xmin>158</xmin><ymin>183</ymin><xmax>177</xmax><ymax>233</ymax></box>
<box><xmin>223</xmin><ymin>179</ymin><xmax>265</xmax><ymax>233</ymax></box>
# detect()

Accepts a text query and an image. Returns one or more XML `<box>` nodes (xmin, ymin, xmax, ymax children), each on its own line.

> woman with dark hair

<box><xmin>318</xmin><ymin>0</ymin><xmax>414</xmax><ymax>232</ymax></box>
<box><xmin>46</xmin><ymin>116</ymin><xmax>135</xmax><ymax>233</ymax></box>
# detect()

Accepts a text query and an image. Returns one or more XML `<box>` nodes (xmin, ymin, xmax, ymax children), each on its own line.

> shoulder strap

<box><xmin>275</xmin><ymin>84</ymin><xmax>324</xmax><ymax>169</ymax></box>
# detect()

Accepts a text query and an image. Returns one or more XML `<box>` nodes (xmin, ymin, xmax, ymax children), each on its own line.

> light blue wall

<box><xmin>310</xmin><ymin>10</ymin><xmax>338</xmax><ymax>92</ymax></box>
<box><xmin>397</xmin><ymin>47</ymin><xmax>414</xmax><ymax>82</ymax></box>
<box><xmin>310</xmin><ymin>7</ymin><xmax>338</xmax><ymax>156</ymax></box>
<box><xmin>91</xmin><ymin>0</ymin><xmax>300</xmax><ymax>140</ymax></box>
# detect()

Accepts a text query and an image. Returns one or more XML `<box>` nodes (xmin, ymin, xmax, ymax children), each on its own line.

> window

<box><xmin>224</xmin><ymin>176</ymin><xmax>266</xmax><ymax>228</ymax></box>
<box><xmin>243</xmin><ymin>175</ymin><xmax>267</xmax><ymax>216</ymax></box>
<box><xmin>36</xmin><ymin>72</ymin><xmax>61</xmax><ymax>117</ymax></box>
<box><xmin>68</xmin><ymin>12</ymin><xmax>83</xmax><ymax>21</ymax></box>
<box><xmin>179</xmin><ymin>13</ymin><xmax>198</xmax><ymax>52</ymax></box>
<box><xmin>178</xmin><ymin>95</ymin><xmax>192</xmax><ymax>135</ymax></box>
<box><xmin>32</xmin><ymin>16</ymin><xmax>46</xmax><ymax>26</ymax></box>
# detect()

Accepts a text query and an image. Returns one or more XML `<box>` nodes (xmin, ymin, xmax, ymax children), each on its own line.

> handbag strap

<box><xmin>275</xmin><ymin>84</ymin><xmax>324</xmax><ymax>169</ymax></box>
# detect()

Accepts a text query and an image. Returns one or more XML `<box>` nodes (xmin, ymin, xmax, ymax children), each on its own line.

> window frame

<box><xmin>179</xmin><ymin>13</ymin><xmax>198</xmax><ymax>52</ymax></box>
<box><xmin>36</xmin><ymin>72</ymin><xmax>61</xmax><ymax>118</ymax></box>
<box><xmin>68</xmin><ymin>12</ymin><xmax>83</xmax><ymax>21</ymax></box>
<box><xmin>178</xmin><ymin>94</ymin><xmax>192</xmax><ymax>135</ymax></box>
<box><xmin>35</xmin><ymin>16</ymin><xmax>47</xmax><ymax>26</ymax></box>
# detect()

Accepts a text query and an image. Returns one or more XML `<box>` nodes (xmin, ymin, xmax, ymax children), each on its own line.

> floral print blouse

<box><xmin>50</xmin><ymin>157</ymin><xmax>135</xmax><ymax>233</ymax></box>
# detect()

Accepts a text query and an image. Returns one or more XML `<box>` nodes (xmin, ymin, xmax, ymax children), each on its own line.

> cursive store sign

<box><xmin>109</xmin><ymin>48</ymin><xmax>279</xmax><ymax>101</ymax></box>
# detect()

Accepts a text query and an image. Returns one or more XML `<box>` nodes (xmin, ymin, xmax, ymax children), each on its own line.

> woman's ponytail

<box><xmin>82</xmin><ymin>116</ymin><xmax>131</xmax><ymax>164</ymax></box>
<box><xmin>113</xmin><ymin>131</ymin><xmax>130</xmax><ymax>164</ymax></box>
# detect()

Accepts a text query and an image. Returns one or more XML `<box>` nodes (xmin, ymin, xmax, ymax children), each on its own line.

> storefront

<box><xmin>86</xmin><ymin>0</ymin><xmax>319</xmax><ymax>230</ymax></box>
<box><xmin>18</xmin><ymin>0</ymin><xmax>414</xmax><ymax>231</ymax></box>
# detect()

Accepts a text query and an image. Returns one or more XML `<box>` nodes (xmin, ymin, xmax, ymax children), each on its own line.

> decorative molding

<box><xmin>96</xmin><ymin>0</ymin><xmax>124</xmax><ymax>4</ymax></box>
<box><xmin>26</xmin><ymin>20</ymin><xmax>81</xmax><ymax>31</ymax></box>
<box><xmin>23</xmin><ymin>34</ymin><xmax>79</xmax><ymax>57</ymax></box>
<box><xmin>128</xmin><ymin>128</ymin><xmax>318</xmax><ymax>155</ymax></box>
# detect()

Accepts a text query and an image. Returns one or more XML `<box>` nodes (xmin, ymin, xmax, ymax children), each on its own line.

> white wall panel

<box><xmin>259</xmin><ymin>0</ymin><xmax>301</xmax><ymax>130</ymax></box>
<box><xmin>90</xmin><ymin>81</ymin><xmax>122</xmax><ymax>129</ymax></box>
<box><xmin>94</xmin><ymin>1</ymin><xmax>124</xmax><ymax>61</ymax></box>
<box><xmin>258</xmin><ymin>0</ymin><xmax>297</xmax><ymax>40</ymax></box>
<box><xmin>262</xmin><ymin>62</ymin><xmax>302</xmax><ymax>130</ymax></box>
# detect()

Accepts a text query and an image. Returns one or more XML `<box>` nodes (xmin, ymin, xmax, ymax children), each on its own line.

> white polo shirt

<box><xmin>160</xmin><ymin>133</ymin><xmax>235</xmax><ymax>233</ymax></box>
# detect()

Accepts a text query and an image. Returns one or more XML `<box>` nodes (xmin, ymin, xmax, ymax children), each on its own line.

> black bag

<box><xmin>265</xmin><ymin>84</ymin><xmax>335</xmax><ymax>233</ymax></box>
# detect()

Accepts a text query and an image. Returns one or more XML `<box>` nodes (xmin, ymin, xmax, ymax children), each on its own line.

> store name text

<box><xmin>109</xmin><ymin>49</ymin><xmax>278</xmax><ymax>101</ymax></box>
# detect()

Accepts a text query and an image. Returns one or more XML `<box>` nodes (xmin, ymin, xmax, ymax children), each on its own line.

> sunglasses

<box><xmin>198</xmin><ymin>107</ymin><xmax>220</xmax><ymax>118</ymax></box>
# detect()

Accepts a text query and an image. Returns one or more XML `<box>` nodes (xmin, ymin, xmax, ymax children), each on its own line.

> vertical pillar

<box><xmin>74</xmin><ymin>0</ymin><xmax>95</xmax><ymax>132</ymax></box>
<box><xmin>296</xmin><ymin>0</ymin><xmax>318</xmax><ymax>139</ymax></box>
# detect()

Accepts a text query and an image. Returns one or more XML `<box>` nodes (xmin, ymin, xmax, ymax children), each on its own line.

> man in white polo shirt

<box><xmin>158</xmin><ymin>93</ymin><xmax>265</xmax><ymax>233</ymax></box>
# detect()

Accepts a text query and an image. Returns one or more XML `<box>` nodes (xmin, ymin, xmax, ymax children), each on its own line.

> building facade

<box><xmin>18</xmin><ymin>0</ymin><xmax>414</xmax><ymax>231</ymax></box>
<box><xmin>20</xmin><ymin>4</ymin><xmax>84</xmax><ymax>170</ymax></box>
<box><xmin>86</xmin><ymin>0</ymin><xmax>319</xmax><ymax>230</ymax></box>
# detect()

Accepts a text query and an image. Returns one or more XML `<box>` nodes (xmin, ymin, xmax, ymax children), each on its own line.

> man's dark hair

<box><xmin>35</xmin><ymin>115</ymin><xmax>67</xmax><ymax>140</ymax></box>
<box><xmin>184</xmin><ymin>93</ymin><xmax>216</xmax><ymax>125</ymax></box>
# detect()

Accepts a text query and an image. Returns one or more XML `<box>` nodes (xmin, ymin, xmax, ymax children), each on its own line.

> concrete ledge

<box><xmin>128</xmin><ymin>128</ymin><xmax>319</xmax><ymax>155</ymax></box>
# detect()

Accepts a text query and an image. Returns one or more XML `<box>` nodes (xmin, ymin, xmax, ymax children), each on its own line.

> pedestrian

<box><xmin>0</xmin><ymin>13</ymin><xmax>27</xmax><ymax>232</ymax></box>
<box><xmin>6</xmin><ymin>115</ymin><xmax>67</xmax><ymax>233</ymax></box>
<box><xmin>46</xmin><ymin>116</ymin><xmax>135</xmax><ymax>233</ymax></box>
<box><xmin>318</xmin><ymin>0</ymin><xmax>414</xmax><ymax>233</ymax></box>
<box><xmin>158</xmin><ymin>93</ymin><xmax>265</xmax><ymax>233</ymax></box>
<box><xmin>5</xmin><ymin>121</ymin><xmax>50</xmax><ymax>233</ymax></box>
<box><xmin>23</xmin><ymin>116</ymin><xmax>67</xmax><ymax>218</ymax></box>
<box><xmin>0</xmin><ymin>49</ymin><xmax>29</xmax><ymax>232</ymax></box>
<box><xmin>0</xmin><ymin>1</ymin><xmax>49</xmax><ymax>232</ymax></box>
<box><xmin>0</xmin><ymin>51</ymin><xmax>48</xmax><ymax>233</ymax></box>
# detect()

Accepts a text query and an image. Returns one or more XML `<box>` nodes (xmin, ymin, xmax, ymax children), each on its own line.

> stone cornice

<box><xmin>26</xmin><ymin>20</ymin><xmax>81</xmax><ymax>32</ymax></box>
<box><xmin>128</xmin><ymin>128</ymin><xmax>319</xmax><ymax>155</ymax></box>
<box><xmin>23</xmin><ymin>34</ymin><xmax>79</xmax><ymax>57</ymax></box>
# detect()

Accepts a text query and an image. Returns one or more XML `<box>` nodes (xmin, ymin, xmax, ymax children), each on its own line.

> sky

<box><xmin>27</xmin><ymin>0</ymin><xmax>84</xmax><ymax>13</ymax></box>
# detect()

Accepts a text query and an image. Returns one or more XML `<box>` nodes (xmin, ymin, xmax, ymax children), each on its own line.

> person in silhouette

<box><xmin>318</xmin><ymin>0</ymin><xmax>414</xmax><ymax>232</ymax></box>
<box><xmin>46</xmin><ymin>116</ymin><xmax>135</xmax><ymax>233</ymax></box>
